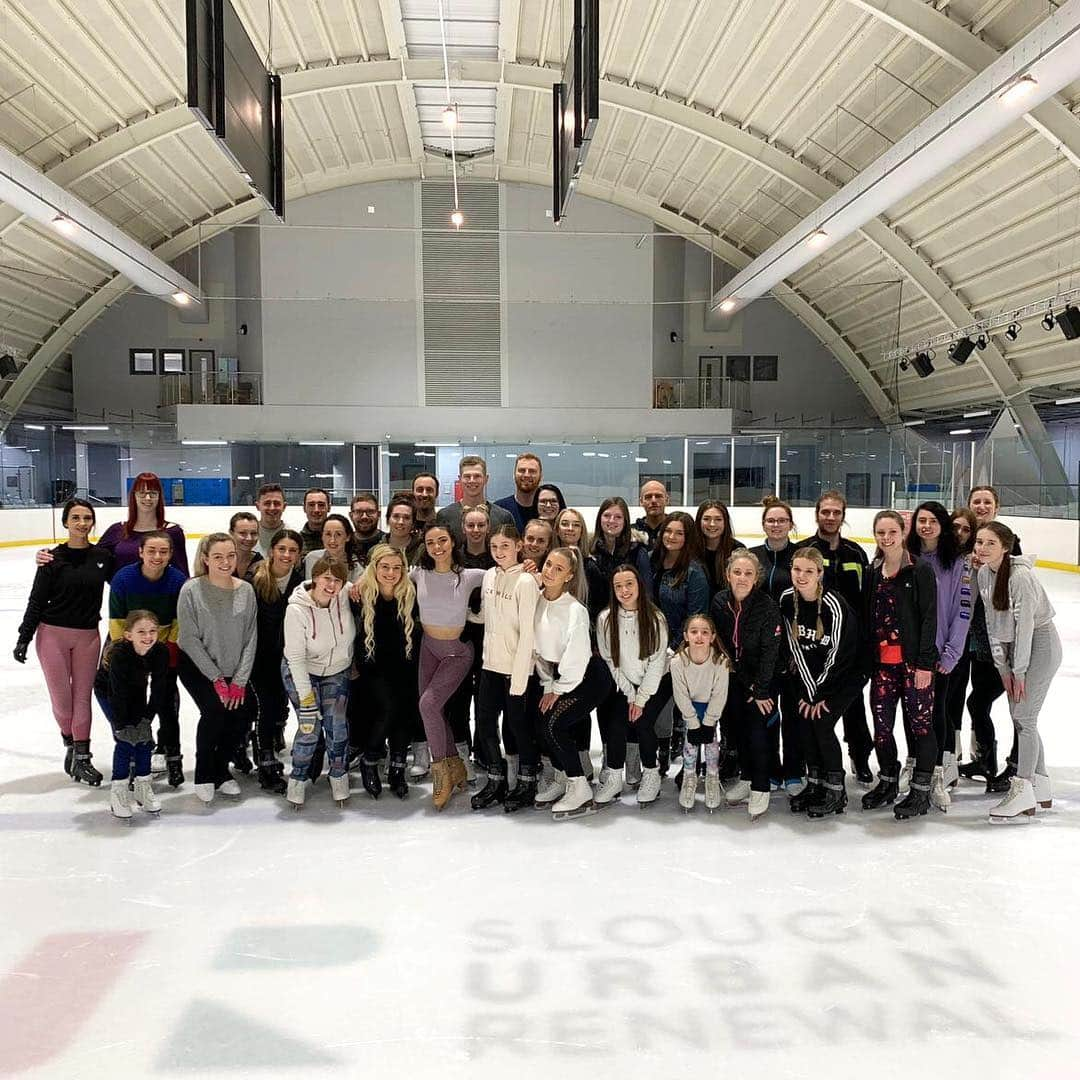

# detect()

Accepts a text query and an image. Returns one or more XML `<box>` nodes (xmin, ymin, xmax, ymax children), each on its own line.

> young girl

<box><xmin>596</xmin><ymin>565</ymin><xmax>671</xmax><ymax>807</ymax></box>
<box><xmin>474</xmin><ymin>525</ymin><xmax>539</xmax><ymax>812</ymax></box>
<box><xmin>94</xmin><ymin>611</ymin><xmax>169</xmax><ymax>820</ymax></box>
<box><xmin>861</xmin><ymin>510</ymin><xmax>938</xmax><ymax>820</ymax></box>
<box><xmin>975</xmin><ymin>522</ymin><xmax>1059</xmax><ymax>822</ymax></box>
<box><xmin>283</xmin><ymin>556</ymin><xmax>356</xmax><ymax>809</ymax></box>
<box><xmin>670</xmin><ymin>615</ymin><xmax>730</xmax><ymax>813</ymax></box>
<box><xmin>779</xmin><ymin>548</ymin><xmax>863</xmax><ymax>818</ymax></box>
<box><xmin>177</xmin><ymin>533</ymin><xmax>258</xmax><ymax>805</ymax></box>
<box><xmin>532</xmin><ymin>547</ymin><xmax>613</xmax><ymax>820</ymax></box>
<box><xmin>354</xmin><ymin>545</ymin><xmax>421</xmax><ymax>800</ymax></box>
<box><xmin>15</xmin><ymin>497</ymin><xmax>114</xmax><ymax>784</ymax></box>
<box><xmin>247</xmin><ymin>529</ymin><xmax>305</xmax><ymax>794</ymax></box>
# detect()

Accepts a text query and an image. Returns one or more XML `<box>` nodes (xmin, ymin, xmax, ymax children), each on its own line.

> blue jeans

<box><xmin>282</xmin><ymin>664</ymin><xmax>350</xmax><ymax>781</ymax></box>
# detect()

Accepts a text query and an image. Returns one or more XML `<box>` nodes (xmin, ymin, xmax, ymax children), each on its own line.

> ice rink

<box><xmin>1</xmin><ymin>543</ymin><xmax>1078</xmax><ymax>1079</ymax></box>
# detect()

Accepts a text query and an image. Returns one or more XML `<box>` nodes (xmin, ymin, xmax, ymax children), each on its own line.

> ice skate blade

<box><xmin>894</xmin><ymin>810</ymin><xmax>928</xmax><ymax>820</ymax></box>
<box><xmin>1037</xmin><ymin>800</ymin><xmax>1052</xmax><ymax>810</ymax></box>
<box><xmin>111</xmin><ymin>813</ymin><xmax>134</xmax><ymax>824</ymax></box>
<box><xmin>989</xmin><ymin>809</ymin><xmax>1035</xmax><ymax>823</ymax></box>
<box><xmin>807</xmin><ymin>808</ymin><xmax>844</xmax><ymax>819</ymax></box>
<box><xmin>552</xmin><ymin>802</ymin><xmax>597</xmax><ymax>820</ymax></box>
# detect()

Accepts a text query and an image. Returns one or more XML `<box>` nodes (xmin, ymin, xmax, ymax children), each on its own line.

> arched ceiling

<box><xmin>1</xmin><ymin>0</ymin><xmax>1079</xmax><ymax>428</ymax></box>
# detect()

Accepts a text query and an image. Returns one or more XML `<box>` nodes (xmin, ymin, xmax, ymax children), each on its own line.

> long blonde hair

<box><xmin>194</xmin><ymin>532</ymin><xmax>234</xmax><ymax>577</ymax></box>
<box><xmin>357</xmin><ymin>544</ymin><xmax>416</xmax><ymax>661</ymax></box>
<box><xmin>789</xmin><ymin>545</ymin><xmax>826</xmax><ymax>642</ymax></box>
<box><xmin>546</xmin><ymin>546</ymin><xmax>588</xmax><ymax>605</ymax></box>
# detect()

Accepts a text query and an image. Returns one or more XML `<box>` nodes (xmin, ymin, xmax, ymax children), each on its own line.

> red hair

<box><xmin>126</xmin><ymin>472</ymin><xmax>166</xmax><ymax>535</ymax></box>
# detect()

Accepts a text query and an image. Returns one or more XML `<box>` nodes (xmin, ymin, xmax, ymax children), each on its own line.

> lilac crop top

<box><xmin>409</xmin><ymin>567</ymin><xmax>487</xmax><ymax>627</ymax></box>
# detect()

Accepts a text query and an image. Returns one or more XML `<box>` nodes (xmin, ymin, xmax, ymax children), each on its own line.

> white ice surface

<box><xmin>0</xmin><ymin>544</ymin><xmax>1078</xmax><ymax>1079</ymax></box>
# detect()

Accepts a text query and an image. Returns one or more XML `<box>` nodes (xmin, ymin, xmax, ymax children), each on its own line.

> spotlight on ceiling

<box><xmin>51</xmin><ymin>214</ymin><xmax>76</xmax><ymax>236</ymax></box>
<box><xmin>911</xmin><ymin>351</ymin><xmax>935</xmax><ymax>378</ymax></box>
<box><xmin>1057</xmin><ymin>305</ymin><xmax>1080</xmax><ymax>341</ymax></box>
<box><xmin>1005</xmin><ymin>322</ymin><xmax>1021</xmax><ymax>341</ymax></box>
<box><xmin>450</xmin><ymin>209</ymin><xmax>464</xmax><ymax>228</ymax></box>
<box><xmin>976</xmin><ymin>334</ymin><xmax>988</xmax><ymax>351</ymax></box>
<box><xmin>1042</xmin><ymin>311</ymin><xmax>1056</xmax><ymax>332</ymax></box>
<box><xmin>948</xmin><ymin>338</ymin><xmax>975</xmax><ymax>365</ymax></box>
<box><xmin>718</xmin><ymin>299</ymin><xmax>737</xmax><ymax>313</ymax></box>
<box><xmin>442</xmin><ymin>105</ymin><xmax>458</xmax><ymax>129</ymax></box>
<box><xmin>998</xmin><ymin>73</ymin><xmax>1038</xmax><ymax>106</ymax></box>
<box><xmin>806</xmin><ymin>229</ymin><xmax>829</xmax><ymax>248</ymax></box>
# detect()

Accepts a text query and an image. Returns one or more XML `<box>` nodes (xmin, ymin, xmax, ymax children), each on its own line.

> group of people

<box><xmin>14</xmin><ymin>455</ymin><xmax>1059</xmax><ymax>825</ymax></box>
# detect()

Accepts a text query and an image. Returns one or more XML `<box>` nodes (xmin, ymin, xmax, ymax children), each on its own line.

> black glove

<box><xmin>687</xmin><ymin>724</ymin><xmax>713</xmax><ymax>747</ymax></box>
<box><xmin>13</xmin><ymin>640</ymin><xmax>28</xmax><ymax>664</ymax></box>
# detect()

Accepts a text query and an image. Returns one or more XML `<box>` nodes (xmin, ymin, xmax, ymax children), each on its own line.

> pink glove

<box><xmin>227</xmin><ymin>682</ymin><xmax>246</xmax><ymax>704</ymax></box>
<box><xmin>213</xmin><ymin>677</ymin><xmax>230</xmax><ymax>705</ymax></box>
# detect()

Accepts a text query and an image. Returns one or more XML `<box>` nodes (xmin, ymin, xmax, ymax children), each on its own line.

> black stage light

<box><xmin>1042</xmin><ymin>312</ymin><xmax>1056</xmax><ymax>332</ymax></box>
<box><xmin>1057</xmin><ymin>305</ymin><xmax>1080</xmax><ymax>341</ymax></box>
<box><xmin>976</xmin><ymin>334</ymin><xmax>988</xmax><ymax>351</ymax></box>
<box><xmin>911</xmin><ymin>351</ymin><xmax>935</xmax><ymax>378</ymax></box>
<box><xmin>0</xmin><ymin>353</ymin><xmax>17</xmax><ymax>379</ymax></box>
<box><xmin>948</xmin><ymin>338</ymin><xmax>975</xmax><ymax>365</ymax></box>
<box><xmin>1005</xmin><ymin>322</ymin><xmax>1021</xmax><ymax>341</ymax></box>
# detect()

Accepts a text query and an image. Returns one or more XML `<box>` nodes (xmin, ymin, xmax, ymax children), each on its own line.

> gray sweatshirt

<box><xmin>976</xmin><ymin>556</ymin><xmax>1056</xmax><ymax>677</ymax></box>
<box><xmin>178</xmin><ymin>577</ymin><xmax>258</xmax><ymax>686</ymax></box>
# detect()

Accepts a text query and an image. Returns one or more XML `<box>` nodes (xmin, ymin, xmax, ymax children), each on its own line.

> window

<box><xmin>726</xmin><ymin>355</ymin><xmax>750</xmax><ymax>382</ymax></box>
<box><xmin>160</xmin><ymin>350</ymin><xmax>185</xmax><ymax>374</ymax></box>
<box><xmin>130</xmin><ymin>349</ymin><xmax>155</xmax><ymax>375</ymax></box>
<box><xmin>753</xmin><ymin>355</ymin><xmax>778</xmax><ymax>381</ymax></box>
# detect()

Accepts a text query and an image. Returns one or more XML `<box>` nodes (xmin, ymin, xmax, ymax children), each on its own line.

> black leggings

<box><xmin>356</xmin><ymin>665</ymin><xmax>418</xmax><ymax>762</ymax></box>
<box><xmin>178</xmin><ymin>653</ymin><xmax>256</xmax><ymax>786</ymax></box>
<box><xmin>475</xmin><ymin>670</ymin><xmax>526</xmax><ymax>777</ymax></box>
<box><xmin>945</xmin><ymin>651</ymin><xmax>970</xmax><ymax>745</ymax></box>
<box><xmin>767</xmin><ymin>679</ymin><xmax>805</xmax><ymax>779</ymax></box>
<box><xmin>968</xmin><ymin>657</ymin><xmax>1006</xmax><ymax>755</ymax></box>
<box><xmin>796</xmin><ymin>698</ymin><xmax>843</xmax><ymax>775</ymax></box>
<box><xmin>595</xmin><ymin>675</ymin><xmax>672</xmax><ymax>770</ymax></box>
<box><xmin>249</xmin><ymin>659</ymin><xmax>288</xmax><ymax>757</ymax></box>
<box><xmin>724</xmin><ymin>687</ymin><xmax>771</xmax><ymax>793</ymax></box>
<box><xmin>534</xmin><ymin>657</ymin><xmax>613</xmax><ymax>777</ymax></box>
<box><xmin>932</xmin><ymin>670</ymin><xmax>953</xmax><ymax>765</ymax></box>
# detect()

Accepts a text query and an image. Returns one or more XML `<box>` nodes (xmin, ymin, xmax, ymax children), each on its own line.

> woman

<box><xmin>532</xmin><ymin>547</ymin><xmax>613</xmax><ymax>819</ymax></box>
<box><xmin>246</xmin><ymin>528</ymin><xmax>305</xmax><ymax>794</ymax></box>
<box><xmin>15</xmin><ymin>497</ymin><xmax>114</xmax><ymax>784</ymax></box>
<box><xmin>585</xmin><ymin>497</ymin><xmax>653</xmax><ymax>626</ymax></box>
<box><xmin>474</xmin><ymin>525</ymin><xmax>539</xmax><ymax>811</ymax></box>
<box><xmin>974</xmin><ymin>521</ymin><xmax>1058</xmax><ymax>822</ymax></box>
<box><xmin>696</xmin><ymin>500</ymin><xmax>745</xmax><ymax>600</ymax></box>
<box><xmin>710</xmin><ymin>550</ymin><xmax>783</xmax><ymax>819</ymax></box>
<box><xmin>554</xmin><ymin>508</ymin><xmax>590</xmax><ymax>565</ymax></box>
<box><xmin>99</xmin><ymin>473</ymin><xmax>189</xmax><ymax>575</ymax></box>
<box><xmin>354</xmin><ymin>546</ymin><xmax>420</xmax><ymax>800</ymax></box>
<box><xmin>283</xmin><ymin>556</ymin><xmax>356</xmax><ymax>810</ymax></box>
<box><xmin>906</xmin><ymin>501</ymin><xmax>971</xmax><ymax>808</ymax></box>
<box><xmin>386</xmin><ymin>493</ymin><xmax>426</xmax><ymax>566</ymax></box>
<box><xmin>749</xmin><ymin>497</ymin><xmax>796</xmax><ymax>602</ymax></box>
<box><xmin>522</xmin><ymin>519</ymin><xmax>554</xmax><ymax>573</ymax></box>
<box><xmin>177</xmin><ymin>533</ymin><xmax>257</xmax><ymax>805</ymax></box>
<box><xmin>410</xmin><ymin>524</ymin><xmax>488</xmax><ymax>809</ymax></box>
<box><xmin>596</xmin><ymin>565</ymin><xmax>671</xmax><ymax>807</ymax></box>
<box><xmin>461</xmin><ymin>506</ymin><xmax>495</xmax><ymax>569</ymax></box>
<box><xmin>779</xmin><ymin>547</ymin><xmax>863</xmax><ymax>817</ymax></box>
<box><xmin>305</xmin><ymin>513</ymin><xmax>362</xmax><ymax>582</ymax></box>
<box><xmin>860</xmin><ymin>511</ymin><xmax>938</xmax><ymax>820</ymax></box>
<box><xmin>535</xmin><ymin>484</ymin><xmax>566</xmax><ymax>525</ymax></box>
<box><xmin>952</xmin><ymin>508</ymin><xmax>977</xmax><ymax>555</ymax></box>
<box><xmin>945</xmin><ymin>507</ymin><xmax>977</xmax><ymax>769</ymax></box>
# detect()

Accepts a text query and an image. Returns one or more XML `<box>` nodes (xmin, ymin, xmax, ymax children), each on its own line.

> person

<box><xmin>531</xmin><ymin>547</ymin><xmax>614</xmax><ymax>820</ymax></box>
<box><xmin>494</xmin><ymin>452</ymin><xmax>543</xmax><ymax>532</ymax></box>
<box><xmin>670</xmin><ymin>614</ymin><xmax>730</xmax><ymax>813</ymax></box>
<box><xmin>596</xmin><ymin>565</ymin><xmax>671</xmax><ymax>807</ymax></box>
<box><xmin>354</xmin><ymin>545</ymin><xmax>421</xmax><ymax>800</ymax></box>
<box><xmin>806</xmin><ymin>490</ymin><xmax>874</xmax><ymax>785</ymax></box>
<box><xmin>961</xmin><ymin>485</ymin><xmax>1022</xmax><ymax>792</ymax></box>
<box><xmin>521</xmin><ymin>519</ymin><xmax>554</xmax><ymax>573</ymax></box>
<box><xmin>974</xmin><ymin>521</ymin><xmax>1059</xmax><ymax>822</ymax></box>
<box><xmin>436</xmin><ymin>456</ymin><xmax>513</xmax><ymax>542</ymax></box>
<box><xmin>906</xmin><ymin>501</ymin><xmax>971</xmax><ymax>809</ymax></box>
<box><xmin>710</xmin><ymin>550</ymin><xmax>783</xmax><ymax>819</ymax></box>
<box><xmin>107</xmin><ymin>529</ymin><xmax>186</xmax><ymax>787</ymax></box>
<box><xmin>535</xmin><ymin>484</ymin><xmax>566</xmax><ymax>525</ymax></box>
<box><xmin>299</xmin><ymin>487</ymin><xmax>331</xmax><ymax>556</ymax></box>
<box><xmin>952</xmin><ymin>508</ymin><xmax>976</xmax><ymax>555</ymax></box>
<box><xmin>860</xmin><ymin>511</ymin><xmax>938</xmax><ymax>820</ymax></box>
<box><xmin>96</xmin><ymin>473</ymin><xmax>189</xmax><ymax>575</ymax></box>
<box><xmin>349</xmin><ymin>492</ymin><xmax>386</xmax><ymax>562</ymax></box>
<box><xmin>779</xmin><ymin>547</ymin><xmax>863</xmax><ymax>818</ymax></box>
<box><xmin>410</xmin><ymin>523</ymin><xmax>488</xmax><ymax>809</ymax></box>
<box><xmin>554</xmin><ymin>508</ymin><xmax>590</xmax><ymax>565</ymax></box>
<box><xmin>177</xmin><ymin>533</ymin><xmax>257</xmax><ymax>805</ymax></box>
<box><xmin>411</xmin><ymin>472</ymin><xmax>439</xmax><ymax>529</ymax></box>
<box><xmin>254</xmin><ymin>483</ymin><xmax>288</xmax><ymax>556</ymax></box>
<box><xmin>246</xmin><ymin>529</ymin><xmax>305</xmax><ymax>793</ymax></box>
<box><xmin>305</xmin><ymin>513</ymin><xmax>362</xmax><ymax>582</ymax></box>
<box><xmin>15</xmin><ymin>497</ymin><xmax>114</xmax><ymax>785</ymax></box>
<box><xmin>635</xmin><ymin>480</ymin><xmax>670</xmax><ymax>550</ymax></box>
<box><xmin>461</xmin><ymin>505</ymin><xmax>495</xmax><ymax>569</ymax></box>
<box><xmin>94</xmin><ymin>610</ymin><xmax>168</xmax><ymax>821</ymax></box>
<box><xmin>229</xmin><ymin>511</ymin><xmax>263</xmax><ymax>578</ymax></box>
<box><xmin>945</xmin><ymin>507</ymin><xmax>977</xmax><ymax>771</ymax></box>
<box><xmin>386</xmin><ymin>493</ymin><xmax>426</xmax><ymax>565</ymax></box>
<box><xmin>473</xmin><ymin>525</ymin><xmax>539</xmax><ymax>811</ymax></box>
<box><xmin>585</xmin><ymin>497</ymin><xmax>653</xmax><ymax>626</ymax></box>
<box><xmin>695</xmin><ymin>500</ymin><xmax>745</xmax><ymax>600</ymax></box>
<box><xmin>282</xmin><ymin>556</ymin><xmax>356</xmax><ymax>810</ymax></box>
<box><xmin>750</xmin><ymin>497</ymin><xmax>796</xmax><ymax>602</ymax></box>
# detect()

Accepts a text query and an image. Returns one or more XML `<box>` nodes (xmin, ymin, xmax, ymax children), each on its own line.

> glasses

<box><xmin>537</xmin><ymin>497</ymin><xmax>559</xmax><ymax>506</ymax></box>
<box><xmin>353</xmin><ymin>508</ymin><xmax>379</xmax><ymax>516</ymax></box>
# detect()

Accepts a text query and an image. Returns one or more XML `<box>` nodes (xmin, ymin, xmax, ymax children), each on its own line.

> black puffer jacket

<box><xmin>749</xmin><ymin>541</ymin><xmax>795</xmax><ymax>602</ymax></box>
<box><xmin>863</xmin><ymin>554</ymin><xmax>938</xmax><ymax>675</ymax></box>
<box><xmin>710</xmin><ymin>586</ymin><xmax>783</xmax><ymax>699</ymax></box>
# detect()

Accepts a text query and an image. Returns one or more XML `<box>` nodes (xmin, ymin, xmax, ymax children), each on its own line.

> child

<box><xmin>94</xmin><ymin>610</ymin><xmax>170</xmax><ymax>821</ymax></box>
<box><xmin>670</xmin><ymin>615</ymin><xmax>730</xmax><ymax>813</ymax></box>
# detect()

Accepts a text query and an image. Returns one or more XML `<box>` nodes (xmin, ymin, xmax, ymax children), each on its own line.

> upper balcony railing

<box><xmin>653</xmin><ymin>376</ymin><xmax>749</xmax><ymax>412</ymax></box>
<box><xmin>160</xmin><ymin>371</ymin><xmax>262</xmax><ymax>407</ymax></box>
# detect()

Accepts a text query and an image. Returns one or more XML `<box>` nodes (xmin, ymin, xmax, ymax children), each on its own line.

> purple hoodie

<box><xmin>921</xmin><ymin>549</ymin><xmax>972</xmax><ymax>673</ymax></box>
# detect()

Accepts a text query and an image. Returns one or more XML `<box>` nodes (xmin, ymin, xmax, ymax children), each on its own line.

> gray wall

<box><xmin>652</xmin><ymin>227</ymin><xmax>685</xmax><ymax>379</ymax></box>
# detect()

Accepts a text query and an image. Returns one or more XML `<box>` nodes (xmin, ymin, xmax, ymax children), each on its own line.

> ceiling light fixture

<box><xmin>807</xmin><ymin>229</ymin><xmax>829</xmax><ymax>248</ymax></box>
<box><xmin>903</xmin><ymin>419</ymin><xmax>926</xmax><ymax>427</ymax></box>
<box><xmin>949</xmin><ymin>338</ymin><xmax>975</xmax><ymax>365</ymax></box>
<box><xmin>172</xmin><ymin>291</ymin><xmax>192</xmax><ymax>306</ymax></box>
<box><xmin>442</xmin><ymin>105</ymin><xmax>458</xmax><ymax>128</ymax></box>
<box><xmin>450</xmin><ymin>209</ymin><xmax>464</xmax><ymax>228</ymax></box>
<box><xmin>435</xmin><ymin>0</ymin><xmax>463</xmax><ymax>235</ymax></box>
<box><xmin>61</xmin><ymin>424</ymin><xmax>110</xmax><ymax>431</ymax></box>
<box><xmin>1042</xmin><ymin>312</ymin><xmax>1056</xmax><ymax>331</ymax></box>
<box><xmin>1054</xmin><ymin>395</ymin><xmax>1080</xmax><ymax>405</ymax></box>
<box><xmin>719</xmin><ymin>299</ymin><xmax>737</xmax><ymax>313</ymax></box>
<box><xmin>998</xmin><ymin>73</ymin><xmax>1038</xmax><ymax>105</ymax></box>
<box><xmin>975</xmin><ymin>334</ymin><xmax>988</xmax><ymax>350</ymax></box>
<box><xmin>963</xmin><ymin>409</ymin><xmax>991</xmax><ymax>418</ymax></box>
<box><xmin>950</xmin><ymin>428</ymin><xmax>973</xmax><ymax>436</ymax></box>
<box><xmin>51</xmin><ymin>214</ymin><xmax>76</xmax><ymax>236</ymax></box>
<box><xmin>1005</xmin><ymin>321</ymin><xmax>1021</xmax><ymax>340</ymax></box>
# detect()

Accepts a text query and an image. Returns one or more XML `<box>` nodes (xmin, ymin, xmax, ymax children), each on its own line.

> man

<box><xmin>436</xmin><ymin>456</ymin><xmax>513</xmax><ymax>542</ymax></box>
<box><xmin>386</xmin><ymin>493</ymin><xmax>425</xmax><ymax>565</ymax></box>
<box><xmin>253</xmin><ymin>483</ymin><xmax>287</xmax><ymax>556</ymax></box>
<box><xmin>350</xmin><ymin>492</ymin><xmax>387</xmax><ymax>563</ymax></box>
<box><xmin>229</xmin><ymin>511</ymin><xmax>263</xmax><ymax>578</ymax></box>
<box><xmin>635</xmin><ymin>480</ymin><xmax>670</xmax><ymax>550</ymax></box>
<box><xmin>411</xmin><ymin>473</ymin><xmax>439</xmax><ymax>529</ymax></box>
<box><xmin>300</xmin><ymin>487</ymin><xmax>330</xmax><ymax>556</ymax></box>
<box><xmin>494</xmin><ymin>452</ymin><xmax>543</xmax><ymax>532</ymax></box>
<box><xmin>806</xmin><ymin>490</ymin><xmax>874</xmax><ymax>785</ymax></box>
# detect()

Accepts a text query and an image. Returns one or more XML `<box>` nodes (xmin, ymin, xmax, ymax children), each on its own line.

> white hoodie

<box><xmin>283</xmin><ymin>583</ymin><xmax>355</xmax><ymax>703</ymax></box>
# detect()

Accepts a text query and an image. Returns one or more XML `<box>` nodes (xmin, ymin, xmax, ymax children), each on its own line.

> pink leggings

<box><xmin>35</xmin><ymin>624</ymin><xmax>100</xmax><ymax>740</ymax></box>
<box><xmin>418</xmin><ymin>634</ymin><xmax>474</xmax><ymax>761</ymax></box>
